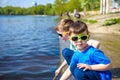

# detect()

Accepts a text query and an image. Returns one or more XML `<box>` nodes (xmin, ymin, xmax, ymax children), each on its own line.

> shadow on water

<box><xmin>92</xmin><ymin>33</ymin><xmax>120</xmax><ymax>79</ymax></box>
<box><xmin>111</xmin><ymin>68</ymin><xmax>120</xmax><ymax>78</ymax></box>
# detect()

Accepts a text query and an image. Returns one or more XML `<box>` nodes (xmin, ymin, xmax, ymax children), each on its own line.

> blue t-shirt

<box><xmin>70</xmin><ymin>46</ymin><xmax>112</xmax><ymax>80</ymax></box>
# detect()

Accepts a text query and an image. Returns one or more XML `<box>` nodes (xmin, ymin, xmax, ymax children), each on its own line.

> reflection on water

<box><xmin>92</xmin><ymin>33</ymin><xmax>120</xmax><ymax>79</ymax></box>
<box><xmin>0</xmin><ymin>16</ymin><xmax>60</xmax><ymax>80</ymax></box>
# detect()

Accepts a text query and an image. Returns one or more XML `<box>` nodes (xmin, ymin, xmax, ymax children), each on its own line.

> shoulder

<box><xmin>89</xmin><ymin>46</ymin><xmax>104</xmax><ymax>55</ymax></box>
<box><xmin>91</xmin><ymin>48</ymin><xmax>111</xmax><ymax>64</ymax></box>
<box><xmin>87</xmin><ymin>46</ymin><xmax>104</xmax><ymax>56</ymax></box>
<box><xmin>87</xmin><ymin>39</ymin><xmax>100</xmax><ymax>44</ymax></box>
<box><xmin>87</xmin><ymin>39</ymin><xmax>100</xmax><ymax>48</ymax></box>
<box><xmin>90</xmin><ymin>47</ymin><xmax>110</xmax><ymax>60</ymax></box>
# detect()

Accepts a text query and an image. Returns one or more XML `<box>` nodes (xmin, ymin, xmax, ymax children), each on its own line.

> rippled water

<box><xmin>0</xmin><ymin>15</ymin><xmax>60</xmax><ymax>80</ymax></box>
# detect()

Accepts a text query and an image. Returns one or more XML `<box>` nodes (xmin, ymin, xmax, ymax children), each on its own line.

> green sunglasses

<box><xmin>70</xmin><ymin>35</ymin><xmax>88</xmax><ymax>42</ymax></box>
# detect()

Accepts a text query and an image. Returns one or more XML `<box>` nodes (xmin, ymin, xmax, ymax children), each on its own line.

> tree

<box><xmin>44</xmin><ymin>3</ymin><xmax>52</xmax><ymax>15</ymax></box>
<box><xmin>36</xmin><ymin>5</ymin><xmax>45</xmax><ymax>15</ymax></box>
<box><xmin>54</xmin><ymin>0</ymin><xmax>68</xmax><ymax>16</ymax></box>
<box><xmin>67</xmin><ymin>0</ymin><xmax>81</xmax><ymax>12</ymax></box>
<box><xmin>100</xmin><ymin>0</ymin><xmax>111</xmax><ymax>14</ymax></box>
<box><xmin>0</xmin><ymin>7</ymin><xmax>4</xmax><ymax>14</ymax></box>
<box><xmin>3</xmin><ymin>6</ymin><xmax>13</xmax><ymax>15</ymax></box>
<box><xmin>79</xmin><ymin>0</ymin><xmax>89</xmax><ymax>15</ymax></box>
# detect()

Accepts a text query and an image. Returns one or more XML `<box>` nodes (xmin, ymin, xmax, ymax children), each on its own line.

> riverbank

<box><xmin>83</xmin><ymin>13</ymin><xmax>120</xmax><ymax>80</ymax></box>
<box><xmin>60</xmin><ymin>34</ymin><xmax>120</xmax><ymax>80</ymax></box>
<box><xmin>59</xmin><ymin>12</ymin><xmax>120</xmax><ymax>80</ymax></box>
<box><xmin>84</xmin><ymin>13</ymin><xmax>120</xmax><ymax>35</ymax></box>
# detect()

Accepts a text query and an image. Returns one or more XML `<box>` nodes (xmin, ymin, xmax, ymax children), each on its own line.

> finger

<box><xmin>77</xmin><ymin>64</ymin><xmax>83</xmax><ymax>68</ymax></box>
<box><xmin>55</xmin><ymin>73</ymin><xmax>58</xmax><ymax>76</ymax></box>
<box><xmin>83</xmin><ymin>67</ymin><xmax>87</xmax><ymax>71</ymax></box>
<box><xmin>77</xmin><ymin>63</ymin><xmax>83</xmax><ymax>65</ymax></box>
<box><xmin>77</xmin><ymin>63</ymin><xmax>83</xmax><ymax>67</ymax></box>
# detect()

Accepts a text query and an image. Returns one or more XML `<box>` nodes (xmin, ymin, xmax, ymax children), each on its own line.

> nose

<box><xmin>77</xmin><ymin>39</ymin><xmax>82</xmax><ymax>43</ymax></box>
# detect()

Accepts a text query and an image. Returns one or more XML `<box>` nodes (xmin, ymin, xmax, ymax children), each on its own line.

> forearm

<box><xmin>60</xmin><ymin>67</ymin><xmax>72</xmax><ymax>80</ymax></box>
<box><xmin>90</xmin><ymin>63</ymin><xmax>112</xmax><ymax>71</ymax></box>
<box><xmin>55</xmin><ymin>60</ymin><xmax>67</xmax><ymax>76</ymax></box>
<box><xmin>77</xmin><ymin>63</ymin><xmax>112</xmax><ymax>71</ymax></box>
<box><xmin>59</xmin><ymin>60</ymin><xmax>67</xmax><ymax>70</ymax></box>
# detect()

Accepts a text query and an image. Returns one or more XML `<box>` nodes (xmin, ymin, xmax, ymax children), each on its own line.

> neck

<box><xmin>78</xmin><ymin>44</ymin><xmax>89</xmax><ymax>52</ymax></box>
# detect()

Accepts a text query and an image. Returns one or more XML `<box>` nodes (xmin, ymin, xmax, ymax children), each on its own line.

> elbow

<box><xmin>96</xmin><ymin>42</ymin><xmax>100</xmax><ymax>49</ymax></box>
<box><xmin>104</xmin><ymin>63</ymin><xmax>112</xmax><ymax>71</ymax></box>
<box><xmin>108</xmin><ymin>63</ymin><xmax>112</xmax><ymax>69</ymax></box>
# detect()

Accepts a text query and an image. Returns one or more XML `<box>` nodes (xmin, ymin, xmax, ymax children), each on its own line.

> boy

<box><xmin>54</xmin><ymin>18</ymin><xmax>100</xmax><ymax>79</ymax></box>
<box><xmin>63</xmin><ymin>21</ymin><xmax>112</xmax><ymax>80</ymax></box>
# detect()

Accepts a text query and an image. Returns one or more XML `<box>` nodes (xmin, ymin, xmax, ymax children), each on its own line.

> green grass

<box><xmin>82</xmin><ymin>19</ymin><xmax>97</xmax><ymax>24</ymax></box>
<box><xmin>103</xmin><ymin>18</ymin><xmax>120</xmax><ymax>26</ymax></box>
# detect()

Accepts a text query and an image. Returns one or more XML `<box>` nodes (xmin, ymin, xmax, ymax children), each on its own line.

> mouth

<box><xmin>76</xmin><ymin>42</ymin><xmax>82</xmax><ymax>45</ymax></box>
<box><xmin>76</xmin><ymin>42</ymin><xmax>83</xmax><ymax>47</ymax></box>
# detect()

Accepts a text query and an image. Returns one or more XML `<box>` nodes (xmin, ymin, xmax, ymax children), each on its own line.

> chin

<box><xmin>76</xmin><ymin>44</ymin><xmax>89</xmax><ymax>51</ymax></box>
<box><xmin>76</xmin><ymin>46</ymin><xmax>84</xmax><ymax>51</ymax></box>
<box><xmin>78</xmin><ymin>48</ymin><xmax>84</xmax><ymax>51</ymax></box>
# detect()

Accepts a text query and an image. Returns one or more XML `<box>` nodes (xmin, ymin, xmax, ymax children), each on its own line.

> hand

<box><xmin>77</xmin><ymin>63</ymin><xmax>91</xmax><ymax>71</ymax></box>
<box><xmin>55</xmin><ymin>68</ymin><xmax>61</xmax><ymax>76</ymax></box>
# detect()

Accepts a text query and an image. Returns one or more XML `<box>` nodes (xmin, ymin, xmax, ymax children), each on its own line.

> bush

<box><xmin>103</xmin><ymin>18</ymin><xmax>120</xmax><ymax>26</ymax></box>
<box><xmin>82</xmin><ymin>19</ymin><xmax>97</xmax><ymax>24</ymax></box>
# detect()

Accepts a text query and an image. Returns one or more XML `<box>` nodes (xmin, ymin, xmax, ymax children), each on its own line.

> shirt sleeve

<box><xmin>70</xmin><ymin>52</ymin><xmax>78</xmax><ymax>66</ymax></box>
<box><xmin>70</xmin><ymin>43</ymin><xmax>77</xmax><ymax>51</ymax></box>
<box><xmin>91</xmin><ymin>49</ymin><xmax>111</xmax><ymax>64</ymax></box>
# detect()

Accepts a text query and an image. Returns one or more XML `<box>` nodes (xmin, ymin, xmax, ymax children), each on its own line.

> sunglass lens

<box><xmin>71</xmin><ymin>37</ymin><xmax>78</xmax><ymax>41</ymax></box>
<box><xmin>58</xmin><ymin>33</ymin><xmax>63</xmax><ymax>37</ymax></box>
<box><xmin>81</xmin><ymin>36</ymin><xmax>88</xmax><ymax>40</ymax></box>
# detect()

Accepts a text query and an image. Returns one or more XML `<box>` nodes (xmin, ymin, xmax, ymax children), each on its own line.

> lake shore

<box><xmin>59</xmin><ymin>12</ymin><xmax>120</xmax><ymax>80</ymax></box>
<box><xmin>85</xmin><ymin>13</ymin><xmax>120</xmax><ymax>35</ymax></box>
<box><xmin>83</xmin><ymin>13</ymin><xmax>120</xmax><ymax>80</ymax></box>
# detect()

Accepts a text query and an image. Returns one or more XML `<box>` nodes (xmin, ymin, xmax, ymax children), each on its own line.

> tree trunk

<box><xmin>83</xmin><ymin>7</ymin><xmax>86</xmax><ymax>16</ymax></box>
<box><xmin>106</xmin><ymin>0</ymin><xmax>109</xmax><ymax>14</ymax></box>
<box><xmin>100</xmin><ymin>0</ymin><xmax>110</xmax><ymax>14</ymax></box>
<box><xmin>100</xmin><ymin>0</ymin><xmax>103</xmax><ymax>14</ymax></box>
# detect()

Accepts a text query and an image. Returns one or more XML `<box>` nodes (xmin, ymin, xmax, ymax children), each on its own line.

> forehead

<box><xmin>70</xmin><ymin>31</ymin><xmax>88</xmax><ymax>36</ymax></box>
<box><xmin>57</xmin><ymin>29</ymin><xmax>67</xmax><ymax>33</ymax></box>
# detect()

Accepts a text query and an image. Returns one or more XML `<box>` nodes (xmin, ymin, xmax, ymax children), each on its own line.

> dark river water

<box><xmin>0</xmin><ymin>15</ymin><xmax>60</xmax><ymax>80</ymax></box>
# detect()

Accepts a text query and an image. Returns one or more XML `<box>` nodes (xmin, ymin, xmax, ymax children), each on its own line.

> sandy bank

<box><xmin>84</xmin><ymin>13</ymin><xmax>120</xmax><ymax>35</ymax></box>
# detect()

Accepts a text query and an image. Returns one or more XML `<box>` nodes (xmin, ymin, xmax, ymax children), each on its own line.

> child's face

<box><xmin>57</xmin><ymin>31</ymin><xmax>69</xmax><ymax>41</ymax></box>
<box><xmin>70</xmin><ymin>31</ymin><xmax>89</xmax><ymax>51</ymax></box>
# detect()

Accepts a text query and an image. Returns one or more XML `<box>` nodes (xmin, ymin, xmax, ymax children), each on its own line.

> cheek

<box><xmin>64</xmin><ymin>34</ymin><xmax>69</xmax><ymax>39</ymax></box>
<box><xmin>63</xmin><ymin>36</ymin><xmax>68</xmax><ymax>39</ymax></box>
<box><xmin>70</xmin><ymin>41</ymin><xmax>76</xmax><ymax>46</ymax></box>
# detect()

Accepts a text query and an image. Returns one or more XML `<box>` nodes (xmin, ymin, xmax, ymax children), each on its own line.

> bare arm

<box><xmin>77</xmin><ymin>63</ymin><xmax>112</xmax><ymax>71</ymax></box>
<box><xmin>55</xmin><ymin>60</ymin><xmax>67</xmax><ymax>76</ymax></box>
<box><xmin>88</xmin><ymin>40</ymin><xmax>100</xmax><ymax>49</ymax></box>
<box><xmin>92</xmin><ymin>41</ymin><xmax>100</xmax><ymax>49</ymax></box>
<box><xmin>90</xmin><ymin>63</ymin><xmax>112</xmax><ymax>71</ymax></box>
<box><xmin>60</xmin><ymin>66</ymin><xmax>72</xmax><ymax>80</ymax></box>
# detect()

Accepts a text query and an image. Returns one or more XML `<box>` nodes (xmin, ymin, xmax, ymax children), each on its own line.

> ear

<box><xmin>88</xmin><ymin>34</ymin><xmax>90</xmax><ymax>39</ymax></box>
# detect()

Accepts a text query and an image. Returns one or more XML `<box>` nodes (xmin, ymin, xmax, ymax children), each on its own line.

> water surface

<box><xmin>0</xmin><ymin>15</ymin><xmax>60</xmax><ymax>80</ymax></box>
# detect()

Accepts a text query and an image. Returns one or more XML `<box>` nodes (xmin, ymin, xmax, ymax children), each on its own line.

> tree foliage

<box><xmin>67</xmin><ymin>0</ymin><xmax>81</xmax><ymax>12</ymax></box>
<box><xmin>54</xmin><ymin>0</ymin><xmax>68</xmax><ymax>16</ymax></box>
<box><xmin>0</xmin><ymin>0</ymin><xmax>100</xmax><ymax>15</ymax></box>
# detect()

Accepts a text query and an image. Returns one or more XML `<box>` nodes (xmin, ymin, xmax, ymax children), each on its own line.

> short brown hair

<box><xmin>69</xmin><ymin>21</ymin><xmax>89</xmax><ymax>35</ymax></box>
<box><xmin>55</xmin><ymin>18</ymin><xmax>74</xmax><ymax>32</ymax></box>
